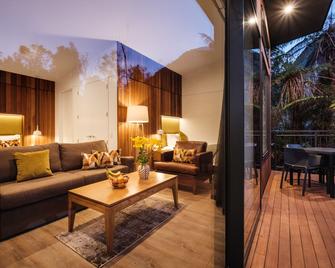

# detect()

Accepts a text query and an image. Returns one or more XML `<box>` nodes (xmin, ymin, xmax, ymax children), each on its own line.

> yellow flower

<box><xmin>131</xmin><ymin>136</ymin><xmax>149</xmax><ymax>149</ymax></box>
<box><xmin>131</xmin><ymin>136</ymin><xmax>161</xmax><ymax>150</ymax></box>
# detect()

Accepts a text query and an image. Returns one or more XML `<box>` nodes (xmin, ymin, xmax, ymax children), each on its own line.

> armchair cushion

<box><xmin>154</xmin><ymin>161</ymin><xmax>199</xmax><ymax>175</ymax></box>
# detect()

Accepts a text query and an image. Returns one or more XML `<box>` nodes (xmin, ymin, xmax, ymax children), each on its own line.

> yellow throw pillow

<box><xmin>173</xmin><ymin>148</ymin><xmax>196</xmax><ymax>163</ymax></box>
<box><xmin>14</xmin><ymin>150</ymin><xmax>53</xmax><ymax>182</ymax></box>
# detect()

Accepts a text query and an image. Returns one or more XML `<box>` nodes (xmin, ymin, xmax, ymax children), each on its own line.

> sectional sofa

<box><xmin>0</xmin><ymin>140</ymin><xmax>134</xmax><ymax>240</ymax></box>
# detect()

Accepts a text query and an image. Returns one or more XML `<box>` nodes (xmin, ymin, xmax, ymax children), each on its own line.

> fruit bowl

<box><xmin>106</xmin><ymin>170</ymin><xmax>129</xmax><ymax>189</ymax></box>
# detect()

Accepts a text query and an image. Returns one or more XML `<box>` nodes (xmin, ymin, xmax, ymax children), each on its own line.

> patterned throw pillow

<box><xmin>173</xmin><ymin>148</ymin><xmax>196</xmax><ymax>163</ymax></box>
<box><xmin>82</xmin><ymin>152</ymin><xmax>100</xmax><ymax>170</ymax></box>
<box><xmin>0</xmin><ymin>139</ymin><xmax>20</xmax><ymax>148</ymax></box>
<box><xmin>95</xmin><ymin>151</ymin><xmax>113</xmax><ymax>168</ymax></box>
<box><xmin>90</xmin><ymin>150</ymin><xmax>121</xmax><ymax>168</ymax></box>
<box><xmin>110</xmin><ymin>150</ymin><xmax>121</xmax><ymax>165</ymax></box>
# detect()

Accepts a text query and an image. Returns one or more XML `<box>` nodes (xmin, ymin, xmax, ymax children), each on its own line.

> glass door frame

<box><xmin>224</xmin><ymin>0</ymin><xmax>245</xmax><ymax>266</ymax></box>
<box><xmin>224</xmin><ymin>0</ymin><xmax>272</xmax><ymax>266</ymax></box>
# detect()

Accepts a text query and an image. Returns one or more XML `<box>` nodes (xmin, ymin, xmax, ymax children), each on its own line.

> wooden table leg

<box><xmin>105</xmin><ymin>208</ymin><xmax>115</xmax><ymax>255</ymax></box>
<box><xmin>68</xmin><ymin>195</ymin><xmax>76</xmax><ymax>232</ymax></box>
<box><xmin>171</xmin><ymin>180</ymin><xmax>179</xmax><ymax>209</ymax></box>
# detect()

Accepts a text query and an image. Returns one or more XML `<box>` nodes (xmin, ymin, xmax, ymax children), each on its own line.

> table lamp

<box><xmin>127</xmin><ymin>105</ymin><xmax>149</xmax><ymax>136</ymax></box>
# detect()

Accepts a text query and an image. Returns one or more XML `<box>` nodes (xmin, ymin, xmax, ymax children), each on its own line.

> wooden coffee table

<box><xmin>68</xmin><ymin>171</ymin><xmax>178</xmax><ymax>254</ymax></box>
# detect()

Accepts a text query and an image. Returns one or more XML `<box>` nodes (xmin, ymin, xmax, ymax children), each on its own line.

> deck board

<box><xmin>287</xmin><ymin>186</ymin><xmax>304</xmax><ymax>268</ymax></box>
<box><xmin>249</xmin><ymin>171</ymin><xmax>335</xmax><ymax>268</ymax></box>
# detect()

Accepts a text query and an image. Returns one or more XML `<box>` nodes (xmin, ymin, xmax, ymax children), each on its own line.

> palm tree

<box><xmin>272</xmin><ymin>19</ymin><xmax>335</xmax><ymax>130</ymax></box>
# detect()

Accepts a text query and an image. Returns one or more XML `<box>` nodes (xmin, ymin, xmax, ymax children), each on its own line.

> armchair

<box><xmin>154</xmin><ymin>141</ymin><xmax>213</xmax><ymax>194</ymax></box>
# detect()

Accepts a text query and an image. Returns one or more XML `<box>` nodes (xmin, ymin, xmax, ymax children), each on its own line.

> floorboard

<box><xmin>0</xmin><ymin>183</ymin><xmax>225</xmax><ymax>268</ymax></box>
<box><xmin>249</xmin><ymin>171</ymin><xmax>335</xmax><ymax>268</ymax></box>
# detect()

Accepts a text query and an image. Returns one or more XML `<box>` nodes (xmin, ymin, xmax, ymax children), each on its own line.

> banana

<box><xmin>106</xmin><ymin>170</ymin><xmax>121</xmax><ymax>177</ymax></box>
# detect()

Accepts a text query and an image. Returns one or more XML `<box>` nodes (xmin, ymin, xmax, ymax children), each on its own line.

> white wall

<box><xmin>180</xmin><ymin>60</ymin><xmax>224</xmax><ymax>145</ymax></box>
<box><xmin>180</xmin><ymin>0</ymin><xmax>224</xmax><ymax>146</ymax></box>
<box><xmin>55</xmin><ymin>43</ymin><xmax>118</xmax><ymax>150</ymax></box>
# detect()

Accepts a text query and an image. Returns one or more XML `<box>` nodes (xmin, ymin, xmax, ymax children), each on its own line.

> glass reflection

<box><xmin>244</xmin><ymin>0</ymin><xmax>261</xmax><ymax>254</ymax></box>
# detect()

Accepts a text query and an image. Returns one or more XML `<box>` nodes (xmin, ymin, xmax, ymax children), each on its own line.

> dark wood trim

<box><xmin>224</xmin><ymin>0</ymin><xmax>245</xmax><ymax>266</ymax></box>
<box><xmin>0</xmin><ymin>70</ymin><xmax>55</xmax><ymax>145</ymax></box>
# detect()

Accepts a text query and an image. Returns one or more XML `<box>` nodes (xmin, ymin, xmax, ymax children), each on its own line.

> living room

<box><xmin>0</xmin><ymin>1</ymin><xmax>226</xmax><ymax>267</ymax></box>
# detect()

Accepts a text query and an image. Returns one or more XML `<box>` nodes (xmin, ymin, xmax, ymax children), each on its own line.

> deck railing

<box><xmin>271</xmin><ymin>130</ymin><xmax>335</xmax><ymax>169</ymax></box>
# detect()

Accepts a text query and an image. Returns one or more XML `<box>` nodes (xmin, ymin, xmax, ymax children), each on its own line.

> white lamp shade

<box><xmin>127</xmin><ymin>105</ymin><xmax>149</xmax><ymax>123</ymax></box>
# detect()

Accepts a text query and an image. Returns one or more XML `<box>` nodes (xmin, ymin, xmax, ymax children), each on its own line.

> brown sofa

<box><xmin>154</xmin><ymin>141</ymin><xmax>213</xmax><ymax>194</ymax></box>
<box><xmin>0</xmin><ymin>140</ymin><xmax>134</xmax><ymax>240</ymax></box>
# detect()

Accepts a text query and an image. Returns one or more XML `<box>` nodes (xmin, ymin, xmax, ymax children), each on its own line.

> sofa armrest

<box><xmin>161</xmin><ymin>150</ymin><xmax>174</xmax><ymax>162</ymax></box>
<box><xmin>194</xmin><ymin>151</ymin><xmax>213</xmax><ymax>174</ymax></box>
<box><xmin>120</xmin><ymin>156</ymin><xmax>135</xmax><ymax>172</ymax></box>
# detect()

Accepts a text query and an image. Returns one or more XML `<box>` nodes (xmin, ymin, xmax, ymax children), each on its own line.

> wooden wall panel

<box><xmin>117</xmin><ymin>43</ymin><xmax>182</xmax><ymax>156</ymax></box>
<box><xmin>0</xmin><ymin>70</ymin><xmax>55</xmax><ymax>145</ymax></box>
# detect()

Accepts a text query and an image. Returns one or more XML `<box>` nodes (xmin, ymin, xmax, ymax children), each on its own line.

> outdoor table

<box><xmin>300</xmin><ymin>147</ymin><xmax>335</xmax><ymax>198</ymax></box>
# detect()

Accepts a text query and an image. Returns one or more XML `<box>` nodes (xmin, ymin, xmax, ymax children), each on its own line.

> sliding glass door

<box><xmin>243</xmin><ymin>0</ymin><xmax>261</xmax><ymax>255</ymax></box>
<box><xmin>224</xmin><ymin>0</ymin><xmax>272</xmax><ymax>265</ymax></box>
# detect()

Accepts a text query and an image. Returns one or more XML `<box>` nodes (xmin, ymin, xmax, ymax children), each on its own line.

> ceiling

<box><xmin>0</xmin><ymin>0</ymin><xmax>216</xmax><ymax>81</ymax></box>
<box><xmin>265</xmin><ymin>0</ymin><xmax>332</xmax><ymax>46</ymax></box>
<box><xmin>167</xmin><ymin>0</ymin><xmax>224</xmax><ymax>75</ymax></box>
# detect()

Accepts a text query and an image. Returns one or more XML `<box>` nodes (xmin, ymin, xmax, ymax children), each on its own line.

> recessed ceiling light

<box><xmin>283</xmin><ymin>3</ymin><xmax>295</xmax><ymax>15</ymax></box>
<box><xmin>247</xmin><ymin>16</ymin><xmax>257</xmax><ymax>25</ymax></box>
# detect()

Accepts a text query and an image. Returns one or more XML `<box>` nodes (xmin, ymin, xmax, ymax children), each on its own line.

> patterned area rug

<box><xmin>56</xmin><ymin>196</ymin><xmax>184</xmax><ymax>267</ymax></box>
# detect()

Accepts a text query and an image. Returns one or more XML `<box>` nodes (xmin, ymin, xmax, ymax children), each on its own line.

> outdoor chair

<box><xmin>280</xmin><ymin>148</ymin><xmax>322</xmax><ymax>196</ymax></box>
<box><xmin>245</xmin><ymin>143</ymin><xmax>258</xmax><ymax>184</ymax></box>
<box><xmin>285</xmin><ymin>144</ymin><xmax>303</xmax><ymax>184</ymax></box>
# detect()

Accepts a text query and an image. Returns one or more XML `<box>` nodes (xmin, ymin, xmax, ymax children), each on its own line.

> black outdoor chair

<box><xmin>284</xmin><ymin>144</ymin><xmax>304</xmax><ymax>184</ymax></box>
<box><xmin>280</xmin><ymin>148</ymin><xmax>322</xmax><ymax>196</ymax></box>
<box><xmin>285</xmin><ymin>144</ymin><xmax>328</xmax><ymax>185</ymax></box>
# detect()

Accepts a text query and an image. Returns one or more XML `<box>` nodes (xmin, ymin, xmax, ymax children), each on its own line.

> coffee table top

<box><xmin>69</xmin><ymin>171</ymin><xmax>177</xmax><ymax>207</ymax></box>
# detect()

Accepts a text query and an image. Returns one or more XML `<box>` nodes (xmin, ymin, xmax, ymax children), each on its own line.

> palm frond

<box><xmin>281</xmin><ymin>96</ymin><xmax>327</xmax><ymax>111</ymax></box>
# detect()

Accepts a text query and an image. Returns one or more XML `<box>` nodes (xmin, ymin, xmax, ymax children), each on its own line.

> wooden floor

<box><xmin>247</xmin><ymin>171</ymin><xmax>335</xmax><ymax>268</ymax></box>
<box><xmin>0</xmin><ymin>184</ymin><xmax>225</xmax><ymax>268</ymax></box>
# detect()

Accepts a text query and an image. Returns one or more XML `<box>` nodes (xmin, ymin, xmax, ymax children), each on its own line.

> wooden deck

<box><xmin>247</xmin><ymin>171</ymin><xmax>335</xmax><ymax>268</ymax></box>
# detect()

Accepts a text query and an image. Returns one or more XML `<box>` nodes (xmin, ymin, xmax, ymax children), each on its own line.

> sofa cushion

<box><xmin>154</xmin><ymin>161</ymin><xmax>199</xmax><ymax>175</ymax></box>
<box><xmin>60</xmin><ymin>140</ymin><xmax>107</xmax><ymax>171</ymax></box>
<box><xmin>69</xmin><ymin>165</ymin><xmax>129</xmax><ymax>185</ymax></box>
<box><xmin>0</xmin><ymin>172</ymin><xmax>85</xmax><ymax>210</ymax></box>
<box><xmin>0</xmin><ymin>143</ymin><xmax>62</xmax><ymax>183</ymax></box>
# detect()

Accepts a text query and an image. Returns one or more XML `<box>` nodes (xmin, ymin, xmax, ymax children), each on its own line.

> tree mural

<box><xmin>0</xmin><ymin>42</ymin><xmax>87</xmax><ymax>82</ymax></box>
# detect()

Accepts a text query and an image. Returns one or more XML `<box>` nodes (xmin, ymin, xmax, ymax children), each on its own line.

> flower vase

<box><xmin>138</xmin><ymin>164</ymin><xmax>150</xmax><ymax>180</ymax></box>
